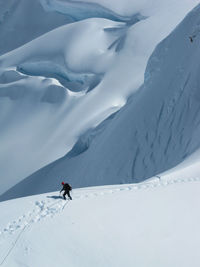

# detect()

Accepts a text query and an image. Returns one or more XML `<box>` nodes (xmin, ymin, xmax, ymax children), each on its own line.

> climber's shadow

<box><xmin>47</xmin><ymin>195</ymin><xmax>63</xmax><ymax>199</ymax></box>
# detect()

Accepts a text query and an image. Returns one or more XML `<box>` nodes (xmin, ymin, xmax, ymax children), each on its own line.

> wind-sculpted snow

<box><xmin>17</xmin><ymin>62</ymin><xmax>103</xmax><ymax>92</ymax></box>
<box><xmin>40</xmin><ymin>0</ymin><xmax>145</xmax><ymax>23</ymax></box>
<box><xmin>3</xmin><ymin>4</ymin><xmax>200</xmax><ymax>199</ymax></box>
<box><xmin>0</xmin><ymin>14</ymin><xmax>150</xmax><ymax>192</ymax></box>
<box><xmin>0</xmin><ymin>18</ymin><xmax>121</xmax><ymax>193</ymax></box>
<box><xmin>0</xmin><ymin>70</ymin><xmax>68</xmax><ymax>102</ymax></box>
<box><xmin>0</xmin><ymin>70</ymin><xmax>25</xmax><ymax>84</ymax></box>
<box><xmin>0</xmin><ymin>18</ymin><xmax>122</xmax><ymax>77</ymax></box>
<box><xmin>0</xmin><ymin>69</ymin><xmax>72</xmax><ymax>194</ymax></box>
<box><xmin>0</xmin><ymin>0</ymin><xmax>199</xmax><ymax>196</ymax></box>
<box><xmin>0</xmin><ymin>0</ymin><xmax>146</xmax><ymax>56</ymax></box>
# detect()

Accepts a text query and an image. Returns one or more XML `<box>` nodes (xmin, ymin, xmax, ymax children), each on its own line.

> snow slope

<box><xmin>1</xmin><ymin>1</ymin><xmax>200</xmax><ymax>265</ymax></box>
<box><xmin>3</xmin><ymin>2</ymin><xmax>200</xmax><ymax>201</ymax></box>
<box><xmin>0</xmin><ymin>170</ymin><xmax>200</xmax><ymax>266</ymax></box>
<box><xmin>0</xmin><ymin>0</ymin><xmax>199</xmax><ymax>195</ymax></box>
<box><xmin>0</xmin><ymin>0</ymin><xmax>72</xmax><ymax>55</ymax></box>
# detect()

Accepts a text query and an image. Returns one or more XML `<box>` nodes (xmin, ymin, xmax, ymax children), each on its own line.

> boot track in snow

<box><xmin>0</xmin><ymin>176</ymin><xmax>200</xmax><ymax>266</ymax></box>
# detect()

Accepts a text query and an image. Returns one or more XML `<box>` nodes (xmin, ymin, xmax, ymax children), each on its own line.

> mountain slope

<box><xmin>1</xmin><ymin>170</ymin><xmax>200</xmax><ymax>266</ymax></box>
<box><xmin>0</xmin><ymin>0</ymin><xmax>73</xmax><ymax>55</ymax></box>
<box><xmin>0</xmin><ymin>0</ymin><xmax>198</xmax><ymax>196</ymax></box>
<box><xmin>2</xmin><ymin>3</ymin><xmax>200</xmax><ymax>201</ymax></box>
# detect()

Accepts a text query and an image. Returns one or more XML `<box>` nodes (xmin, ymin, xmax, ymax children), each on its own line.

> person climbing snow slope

<box><xmin>60</xmin><ymin>182</ymin><xmax>72</xmax><ymax>200</ymax></box>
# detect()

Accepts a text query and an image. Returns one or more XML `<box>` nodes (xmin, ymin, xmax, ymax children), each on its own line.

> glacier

<box><xmin>1</xmin><ymin>3</ymin><xmax>200</xmax><ymax>200</ymax></box>
<box><xmin>1</xmin><ymin>1</ymin><xmax>200</xmax><ymax>266</ymax></box>
<box><xmin>0</xmin><ymin>0</ymin><xmax>199</xmax><ymax>197</ymax></box>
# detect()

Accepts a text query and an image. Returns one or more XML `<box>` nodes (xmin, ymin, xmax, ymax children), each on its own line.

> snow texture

<box><xmin>2</xmin><ymin>3</ymin><xmax>200</xmax><ymax>200</ymax></box>
<box><xmin>0</xmin><ymin>0</ymin><xmax>199</xmax><ymax>197</ymax></box>
<box><xmin>1</xmin><ymin>1</ymin><xmax>200</xmax><ymax>264</ymax></box>
<box><xmin>1</xmin><ymin>166</ymin><xmax>200</xmax><ymax>266</ymax></box>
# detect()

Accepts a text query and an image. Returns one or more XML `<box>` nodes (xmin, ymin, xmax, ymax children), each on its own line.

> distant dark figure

<box><xmin>60</xmin><ymin>182</ymin><xmax>72</xmax><ymax>200</ymax></box>
<box><xmin>189</xmin><ymin>35</ymin><xmax>196</xmax><ymax>43</ymax></box>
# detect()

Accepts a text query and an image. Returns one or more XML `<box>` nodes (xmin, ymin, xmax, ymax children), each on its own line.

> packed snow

<box><xmin>1</xmin><ymin>160</ymin><xmax>200</xmax><ymax>266</ymax></box>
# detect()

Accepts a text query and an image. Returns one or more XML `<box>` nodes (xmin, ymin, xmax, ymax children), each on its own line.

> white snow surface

<box><xmin>1</xmin><ymin>1</ymin><xmax>200</xmax><ymax>265</ymax></box>
<box><xmin>0</xmin><ymin>0</ymin><xmax>199</xmax><ymax>195</ymax></box>
<box><xmin>3</xmin><ymin>2</ymin><xmax>200</xmax><ymax>201</ymax></box>
<box><xmin>0</xmin><ymin>161</ymin><xmax>200</xmax><ymax>267</ymax></box>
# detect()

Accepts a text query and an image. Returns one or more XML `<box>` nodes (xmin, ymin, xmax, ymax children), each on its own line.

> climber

<box><xmin>189</xmin><ymin>34</ymin><xmax>196</xmax><ymax>42</ymax></box>
<box><xmin>60</xmin><ymin>182</ymin><xmax>72</xmax><ymax>200</ymax></box>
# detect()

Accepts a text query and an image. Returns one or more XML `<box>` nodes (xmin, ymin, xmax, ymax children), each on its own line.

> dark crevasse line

<box><xmin>16</xmin><ymin>63</ymin><xmax>103</xmax><ymax>93</ymax></box>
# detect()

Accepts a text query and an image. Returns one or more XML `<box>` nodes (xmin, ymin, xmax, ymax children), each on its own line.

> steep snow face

<box><xmin>64</xmin><ymin>3</ymin><xmax>200</xmax><ymax>184</ymax></box>
<box><xmin>3</xmin><ymin>3</ymin><xmax>200</xmax><ymax>200</ymax></box>
<box><xmin>1</xmin><ymin>173</ymin><xmax>200</xmax><ymax>266</ymax></box>
<box><xmin>0</xmin><ymin>18</ymin><xmax>123</xmax><ymax>195</ymax></box>
<box><xmin>0</xmin><ymin>0</ymin><xmax>199</xmax><ymax>195</ymax></box>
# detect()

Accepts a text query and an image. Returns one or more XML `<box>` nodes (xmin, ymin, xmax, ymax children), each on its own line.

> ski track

<box><xmin>0</xmin><ymin>176</ymin><xmax>200</xmax><ymax>238</ymax></box>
